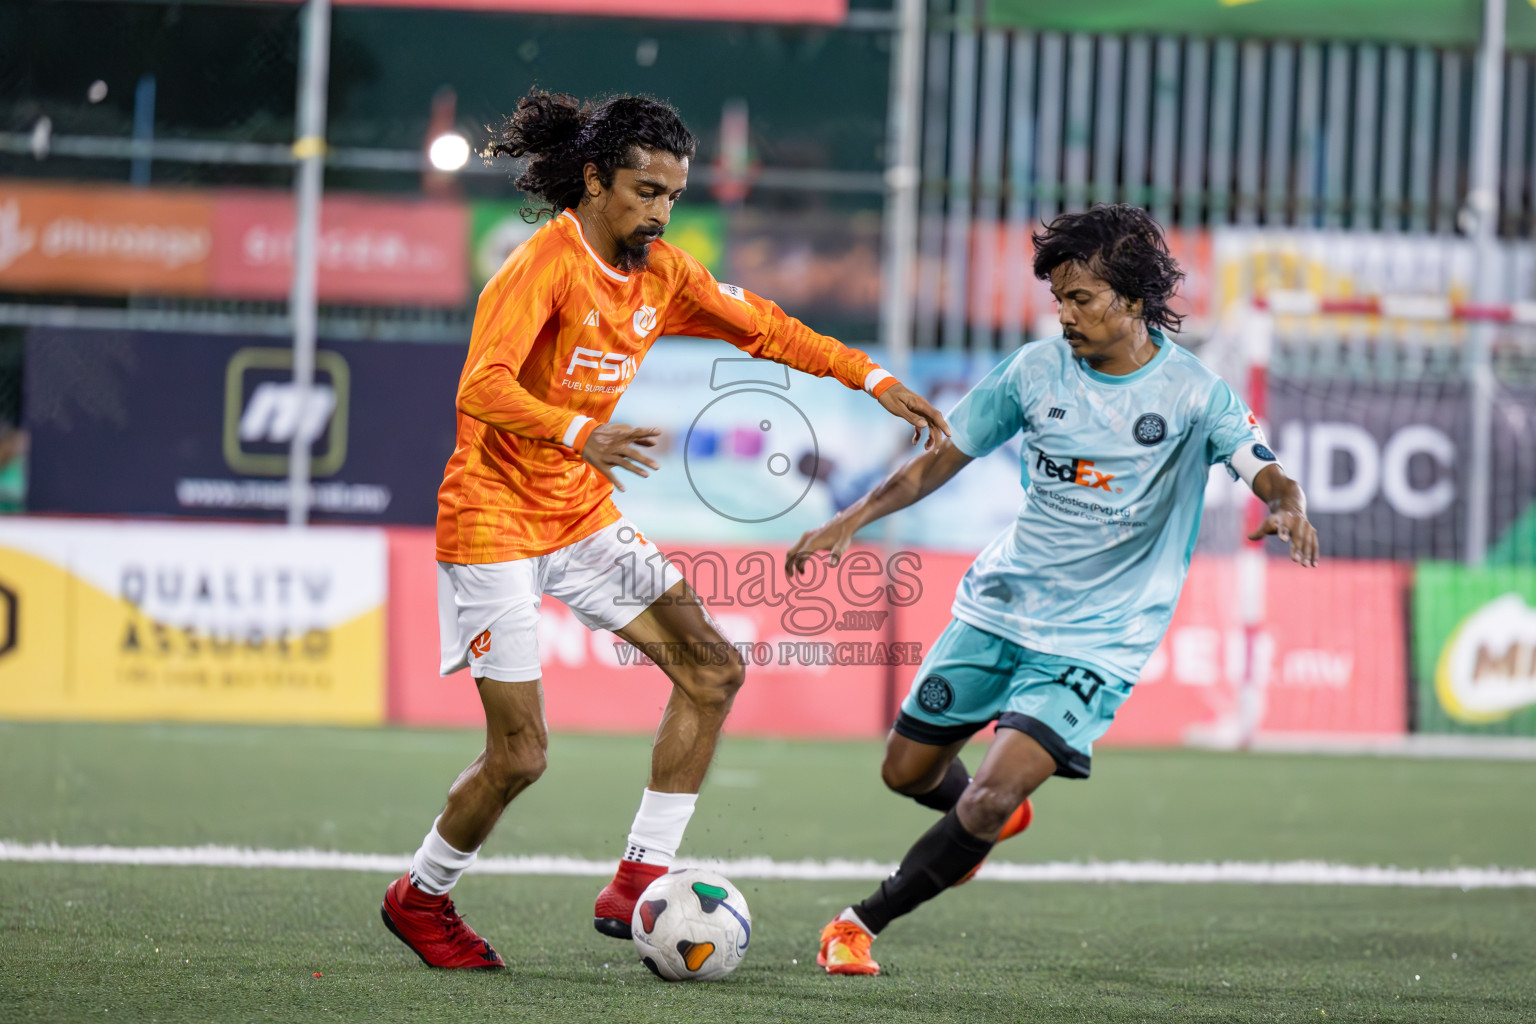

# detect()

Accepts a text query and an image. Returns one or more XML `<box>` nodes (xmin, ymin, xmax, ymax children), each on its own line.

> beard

<box><xmin>614</xmin><ymin>229</ymin><xmax>662</xmax><ymax>272</ymax></box>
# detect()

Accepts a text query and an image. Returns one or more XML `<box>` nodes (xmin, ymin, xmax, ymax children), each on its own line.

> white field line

<box><xmin>2</xmin><ymin>841</ymin><xmax>1535</xmax><ymax>889</ymax></box>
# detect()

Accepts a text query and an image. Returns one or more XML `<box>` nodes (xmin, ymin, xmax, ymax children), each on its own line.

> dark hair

<box><xmin>489</xmin><ymin>90</ymin><xmax>697</xmax><ymax>221</ymax></box>
<box><xmin>1031</xmin><ymin>204</ymin><xmax>1185</xmax><ymax>333</ymax></box>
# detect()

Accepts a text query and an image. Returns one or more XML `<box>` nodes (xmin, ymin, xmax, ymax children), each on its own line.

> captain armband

<box><xmin>1228</xmin><ymin>440</ymin><xmax>1281</xmax><ymax>488</ymax></box>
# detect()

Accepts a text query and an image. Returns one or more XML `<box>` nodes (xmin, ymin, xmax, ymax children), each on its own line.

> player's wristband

<box><xmin>564</xmin><ymin>414</ymin><xmax>598</xmax><ymax>452</ymax></box>
<box><xmin>863</xmin><ymin>368</ymin><xmax>898</xmax><ymax>397</ymax></box>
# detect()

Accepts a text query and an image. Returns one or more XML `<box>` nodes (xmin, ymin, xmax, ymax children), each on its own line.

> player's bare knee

<box><xmin>485</xmin><ymin>751</ymin><xmax>545</xmax><ymax>802</ymax></box>
<box><xmin>485</xmin><ymin>731</ymin><xmax>547</xmax><ymax>798</ymax></box>
<box><xmin>956</xmin><ymin>781</ymin><xmax>1021</xmax><ymax>838</ymax></box>
<box><xmin>880</xmin><ymin>756</ymin><xmax>938</xmax><ymax>795</ymax></box>
<box><xmin>681</xmin><ymin>655</ymin><xmax>745</xmax><ymax>712</ymax></box>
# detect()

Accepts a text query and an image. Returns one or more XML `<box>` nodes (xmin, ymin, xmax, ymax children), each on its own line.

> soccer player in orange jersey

<box><xmin>380</xmin><ymin>90</ymin><xmax>950</xmax><ymax>969</ymax></box>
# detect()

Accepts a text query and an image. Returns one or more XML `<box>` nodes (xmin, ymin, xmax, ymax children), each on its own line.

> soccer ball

<box><xmin>630</xmin><ymin>868</ymin><xmax>752</xmax><ymax>981</ymax></box>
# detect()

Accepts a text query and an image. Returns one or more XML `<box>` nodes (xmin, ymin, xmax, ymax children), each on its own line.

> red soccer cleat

<box><xmin>380</xmin><ymin>874</ymin><xmax>505</xmax><ymax>970</ymax></box>
<box><xmin>593</xmin><ymin>860</ymin><xmax>668</xmax><ymax>939</ymax></box>
<box><xmin>954</xmin><ymin>796</ymin><xmax>1034</xmax><ymax>886</ymax></box>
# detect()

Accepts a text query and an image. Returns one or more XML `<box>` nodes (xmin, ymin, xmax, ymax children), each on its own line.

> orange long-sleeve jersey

<box><xmin>436</xmin><ymin>209</ymin><xmax>898</xmax><ymax>564</ymax></box>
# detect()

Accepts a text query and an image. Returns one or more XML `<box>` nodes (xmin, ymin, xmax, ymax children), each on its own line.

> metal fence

<box><xmin>912</xmin><ymin>17</ymin><xmax>1536</xmax><ymax>350</ymax></box>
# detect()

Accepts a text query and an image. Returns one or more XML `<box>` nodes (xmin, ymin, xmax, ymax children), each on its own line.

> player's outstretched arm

<box><xmin>785</xmin><ymin>438</ymin><xmax>972</xmax><ymax>577</ymax></box>
<box><xmin>1248</xmin><ymin>464</ymin><xmax>1319</xmax><ymax>567</ymax></box>
<box><xmin>875</xmin><ymin>382</ymin><xmax>952</xmax><ymax>451</ymax></box>
<box><xmin>665</xmin><ymin>258</ymin><xmax>949</xmax><ymax>447</ymax></box>
<box><xmin>580</xmin><ymin>423</ymin><xmax>662</xmax><ymax>493</ymax></box>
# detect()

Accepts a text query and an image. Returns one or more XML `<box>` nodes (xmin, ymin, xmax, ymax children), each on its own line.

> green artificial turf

<box><xmin>1</xmin><ymin>721</ymin><xmax>1533</xmax><ymax>1023</ymax></box>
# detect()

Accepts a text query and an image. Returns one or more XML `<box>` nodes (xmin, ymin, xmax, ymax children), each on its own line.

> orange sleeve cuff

<box><xmin>571</xmin><ymin>418</ymin><xmax>600</xmax><ymax>453</ymax></box>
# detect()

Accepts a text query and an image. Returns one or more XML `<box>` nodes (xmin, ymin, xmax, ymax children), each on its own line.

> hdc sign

<box><xmin>1204</xmin><ymin>377</ymin><xmax>1536</xmax><ymax>560</ymax></box>
<box><xmin>1269</xmin><ymin>421</ymin><xmax>1455</xmax><ymax>518</ymax></box>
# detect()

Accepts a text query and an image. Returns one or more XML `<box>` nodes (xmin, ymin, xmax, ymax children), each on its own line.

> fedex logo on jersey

<box><xmin>565</xmin><ymin>347</ymin><xmax>637</xmax><ymax>383</ymax></box>
<box><xmin>1035</xmin><ymin>450</ymin><xmax>1118</xmax><ymax>492</ymax></box>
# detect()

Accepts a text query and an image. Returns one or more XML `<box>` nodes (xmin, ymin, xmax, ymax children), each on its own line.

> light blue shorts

<box><xmin>896</xmin><ymin>618</ymin><xmax>1132</xmax><ymax>779</ymax></box>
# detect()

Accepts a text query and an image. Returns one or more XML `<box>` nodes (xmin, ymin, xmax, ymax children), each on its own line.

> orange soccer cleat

<box><xmin>953</xmin><ymin>796</ymin><xmax>1034</xmax><ymax>886</ymax></box>
<box><xmin>593</xmin><ymin>860</ymin><xmax>668</xmax><ymax>939</ymax></box>
<box><xmin>380</xmin><ymin>874</ymin><xmax>505</xmax><ymax>970</ymax></box>
<box><xmin>816</xmin><ymin>917</ymin><xmax>880</xmax><ymax>976</ymax></box>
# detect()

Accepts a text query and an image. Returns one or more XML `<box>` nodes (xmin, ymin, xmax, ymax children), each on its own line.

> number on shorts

<box><xmin>1056</xmin><ymin>665</ymin><xmax>1105</xmax><ymax>706</ymax></box>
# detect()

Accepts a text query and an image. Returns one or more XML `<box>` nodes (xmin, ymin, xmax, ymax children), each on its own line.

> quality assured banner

<box><xmin>0</xmin><ymin>517</ymin><xmax>386</xmax><ymax>725</ymax></box>
<box><xmin>1413</xmin><ymin>563</ymin><xmax>1536</xmax><ymax>736</ymax></box>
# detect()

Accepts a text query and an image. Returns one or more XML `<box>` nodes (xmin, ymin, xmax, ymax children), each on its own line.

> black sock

<box><xmin>910</xmin><ymin>758</ymin><xmax>969</xmax><ymax>812</ymax></box>
<box><xmin>852</xmin><ymin>809</ymin><xmax>993</xmax><ymax>935</ymax></box>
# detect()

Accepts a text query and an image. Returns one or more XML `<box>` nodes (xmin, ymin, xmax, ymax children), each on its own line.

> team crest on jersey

<box><xmin>632</xmin><ymin>305</ymin><xmax>659</xmax><ymax>337</ymax></box>
<box><xmin>1133</xmin><ymin>413</ymin><xmax>1167</xmax><ymax>446</ymax></box>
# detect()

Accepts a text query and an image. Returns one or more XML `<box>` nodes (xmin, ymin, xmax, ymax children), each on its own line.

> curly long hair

<box><xmin>1031</xmin><ymin>204</ymin><xmax>1185</xmax><ymax>333</ymax></box>
<box><xmin>489</xmin><ymin>90</ymin><xmax>698</xmax><ymax>221</ymax></box>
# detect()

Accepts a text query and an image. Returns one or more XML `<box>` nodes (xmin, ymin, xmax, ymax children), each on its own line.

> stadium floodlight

<box><xmin>428</xmin><ymin>132</ymin><xmax>470</xmax><ymax>172</ymax></box>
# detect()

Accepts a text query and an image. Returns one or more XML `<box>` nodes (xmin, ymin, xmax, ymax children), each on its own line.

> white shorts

<box><xmin>437</xmin><ymin>517</ymin><xmax>684</xmax><ymax>681</ymax></box>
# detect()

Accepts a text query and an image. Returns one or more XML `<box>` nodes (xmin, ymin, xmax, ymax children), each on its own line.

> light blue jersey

<box><xmin>946</xmin><ymin>331</ymin><xmax>1274</xmax><ymax>683</ymax></box>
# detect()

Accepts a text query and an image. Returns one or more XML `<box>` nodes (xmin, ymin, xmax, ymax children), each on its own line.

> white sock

<box><xmin>409</xmin><ymin>816</ymin><xmax>478</xmax><ymax>895</ymax></box>
<box><xmin>622</xmin><ymin>789</ymin><xmax>698</xmax><ymax>867</ymax></box>
<box><xmin>838</xmin><ymin>907</ymin><xmax>875</xmax><ymax>937</ymax></box>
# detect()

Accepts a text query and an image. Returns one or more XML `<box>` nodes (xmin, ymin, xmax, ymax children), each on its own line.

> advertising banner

<box><xmin>388</xmin><ymin>529</ymin><xmax>904</xmax><ymax>737</ymax></box>
<box><xmin>892</xmin><ymin>553</ymin><xmax>1410</xmax><ymax>746</ymax></box>
<box><xmin>389</xmin><ymin>525</ymin><xmax>1408</xmax><ymax>742</ymax></box>
<box><xmin>25</xmin><ymin>327</ymin><xmax>462</xmax><ymax>525</ymax></box>
<box><xmin>0</xmin><ymin>518</ymin><xmax>385</xmax><ymax>724</ymax></box>
<box><xmin>211</xmin><ymin>191</ymin><xmax>467</xmax><ymax>306</ymax></box>
<box><xmin>1413</xmin><ymin>563</ymin><xmax>1536</xmax><ymax>736</ymax></box>
<box><xmin>1124</xmin><ymin>558</ymin><xmax>1410</xmax><ymax>743</ymax></box>
<box><xmin>0</xmin><ymin>180</ymin><xmax>213</xmax><ymax>297</ymax></box>
<box><xmin>1257</xmin><ymin>378</ymin><xmax>1536</xmax><ymax>562</ymax></box>
<box><xmin>242</xmin><ymin>0</ymin><xmax>847</xmax><ymax>23</ymax></box>
<box><xmin>0</xmin><ymin>180</ymin><xmax>469</xmax><ymax>305</ymax></box>
<box><xmin>606</xmin><ymin>339</ymin><xmax>1022</xmax><ymax>551</ymax></box>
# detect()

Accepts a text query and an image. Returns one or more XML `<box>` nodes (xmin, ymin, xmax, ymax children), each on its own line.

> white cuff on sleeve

<box><xmin>1230</xmin><ymin>441</ymin><xmax>1281</xmax><ymax>488</ymax></box>
<box><xmin>863</xmin><ymin>368</ymin><xmax>894</xmax><ymax>394</ymax></box>
<box><xmin>562</xmin><ymin>414</ymin><xmax>592</xmax><ymax>448</ymax></box>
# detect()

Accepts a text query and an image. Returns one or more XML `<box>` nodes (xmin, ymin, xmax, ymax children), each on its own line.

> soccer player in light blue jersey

<box><xmin>787</xmin><ymin>205</ymin><xmax>1319</xmax><ymax>976</ymax></box>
